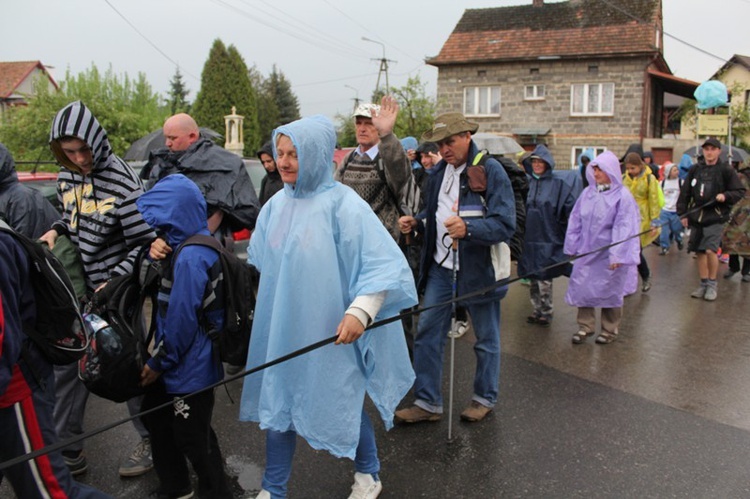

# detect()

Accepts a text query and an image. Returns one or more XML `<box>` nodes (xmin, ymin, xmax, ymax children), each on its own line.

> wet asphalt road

<box><xmin>4</xmin><ymin>244</ymin><xmax>750</xmax><ymax>498</ymax></box>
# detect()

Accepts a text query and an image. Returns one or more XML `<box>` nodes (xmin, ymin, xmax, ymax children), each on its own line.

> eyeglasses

<box><xmin>444</xmin><ymin>170</ymin><xmax>456</xmax><ymax>194</ymax></box>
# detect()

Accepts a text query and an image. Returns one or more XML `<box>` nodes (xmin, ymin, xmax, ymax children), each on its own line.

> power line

<box><xmin>595</xmin><ymin>0</ymin><xmax>728</xmax><ymax>65</ymax></box>
<box><xmin>238</xmin><ymin>0</ymin><xmax>371</xmax><ymax>59</ymax></box>
<box><xmin>320</xmin><ymin>0</ymin><xmax>423</xmax><ymax>65</ymax></box>
<box><xmin>103</xmin><ymin>0</ymin><xmax>200</xmax><ymax>82</ymax></box>
<box><xmin>209</xmin><ymin>0</ymin><xmax>371</xmax><ymax>61</ymax></box>
<box><xmin>293</xmin><ymin>72</ymin><xmax>378</xmax><ymax>88</ymax></box>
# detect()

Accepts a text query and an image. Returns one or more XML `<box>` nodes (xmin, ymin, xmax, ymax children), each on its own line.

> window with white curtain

<box><xmin>570</xmin><ymin>83</ymin><xmax>614</xmax><ymax>116</ymax></box>
<box><xmin>464</xmin><ymin>86</ymin><xmax>501</xmax><ymax>116</ymax></box>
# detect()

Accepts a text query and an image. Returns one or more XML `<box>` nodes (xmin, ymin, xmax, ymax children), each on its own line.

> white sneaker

<box><xmin>255</xmin><ymin>490</ymin><xmax>271</xmax><ymax>499</ymax></box>
<box><xmin>348</xmin><ymin>472</ymin><xmax>382</xmax><ymax>499</ymax></box>
<box><xmin>447</xmin><ymin>320</ymin><xmax>468</xmax><ymax>339</ymax></box>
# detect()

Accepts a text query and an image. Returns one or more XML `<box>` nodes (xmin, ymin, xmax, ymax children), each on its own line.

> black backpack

<box><xmin>472</xmin><ymin>151</ymin><xmax>528</xmax><ymax>261</ymax></box>
<box><xmin>0</xmin><ymin>221</ymin><xmax>87</xmax><ymax>365</ymax></box>
<box><xmin>78</xmin><ymin>249</ymin><xmax>160</xmax><ymax>402</ymax></box>
<box><xmin>174</xmin><ymin>235</ymin><xmax>257</xmax><ymax>367</ymax></box>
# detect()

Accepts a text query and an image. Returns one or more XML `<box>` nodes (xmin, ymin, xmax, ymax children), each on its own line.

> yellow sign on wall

<box><xmin>697</xmin><ymin>115</ymin><xmax>729</xmax><ymax>136</ymax></box>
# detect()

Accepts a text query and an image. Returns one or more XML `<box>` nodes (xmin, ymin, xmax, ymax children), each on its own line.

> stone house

<box><xmin>0</xmin><ymin>61</ymin><xmax>58</xmax><ymax>122</ymax></box>
<box><xmin>427</xmin><ymin>0</ymin><xmax>698</xmax><ymax>168</ymax></box>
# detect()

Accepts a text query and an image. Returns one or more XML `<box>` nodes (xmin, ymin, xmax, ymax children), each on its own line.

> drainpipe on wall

<box><xmin>640</xmin><ymin>54</ymin><xmax>660</xmax><ymax>143</ymax></box>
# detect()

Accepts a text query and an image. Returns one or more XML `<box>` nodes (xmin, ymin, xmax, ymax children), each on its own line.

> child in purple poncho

<box><xmin>564</xmin><ymin>151</ymin><xmax>641</xmax><ymax>345</ymax></box>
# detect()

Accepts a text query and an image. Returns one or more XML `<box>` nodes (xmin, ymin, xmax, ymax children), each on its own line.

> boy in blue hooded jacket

<box><xmin>136</xmin><ymin>174</ymin><xmax>232</xmax><ymax>499</ymax></box>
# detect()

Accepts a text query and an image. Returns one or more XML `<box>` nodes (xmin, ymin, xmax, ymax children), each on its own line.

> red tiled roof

<box><xmin>0</xmin><ymin>61</ymin><xmax>58</xmax><ymax>98</ymax></box>
<box><xmin>428</xmin><ymin>0</ymin><xmax>661</xmax><ymax>65</ymax></box>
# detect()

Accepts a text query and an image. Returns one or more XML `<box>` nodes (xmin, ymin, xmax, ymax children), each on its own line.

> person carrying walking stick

<box><xmin>395</xmin><ymin>113</ymin><xmax>515</xmax><ymax>425</ymax></box>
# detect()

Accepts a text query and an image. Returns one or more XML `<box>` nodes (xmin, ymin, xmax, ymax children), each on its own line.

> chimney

<box><xmin>533</xmin><ymin>0</ymin><xmax>543</xmax><ymax>6</ymax></box>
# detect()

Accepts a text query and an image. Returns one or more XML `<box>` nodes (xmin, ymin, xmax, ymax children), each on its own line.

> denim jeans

<box><xmin>262</xmin><ymin>409</ymin><xmax>378</xmax><ymax>498</ymax></box>
<box><xmin>413</xmin><ymin>265</ymin><xmax>503</xmax><ymax>412</ymax></box>
<box><xmin>659</xmin><ymin>210</ymin><xmax>683</xmax><ymax>248</ymax></box>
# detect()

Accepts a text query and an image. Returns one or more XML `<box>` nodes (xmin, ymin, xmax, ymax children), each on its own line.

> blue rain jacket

<box><xmin>564</xmin><ymin>151</ymin><xmax>641</xmax><ymax>308</ymax></box>
<box><xmin>136</xmin><ymin>174</ymin><xmax>224</xmax><ymax>394</ymax></box>
<box><xmin>518</xmin><ymin>145</ymin><xmax>582</xmax><ymax>280</ymax></box>
<box><xmin>414</xmin><ymin>141</ymin><xmax>515</xmax><ymax>304</ymax></box>
<box><xmin>239</xmin><ymin>115</ymin><xmax>417</xmax><ymax>459</ymax></box>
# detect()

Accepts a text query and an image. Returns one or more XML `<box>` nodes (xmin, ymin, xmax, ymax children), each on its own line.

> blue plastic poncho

<box><xmin>694</xmin><ymin>80</ymin><xmax>728</xmax><ymax>110</ymax></box>
<box><xmin>239</xmin><ymin>115</ymin><xmax>417</xmax><ymax>459</ymax></box>
<box><xmin>564</xmin><ymin>151</ymin><xmax>641</xmax><ymax>308</ymax></box>
<box><xmin>518</xmin><ymin>145</ymin><xmax>582</xmax><ymax>280</ymax></box>
<box><xmin>678</xmin><ymin>153</ymin><xmax>693</xmax><ymax>180</ymax></box>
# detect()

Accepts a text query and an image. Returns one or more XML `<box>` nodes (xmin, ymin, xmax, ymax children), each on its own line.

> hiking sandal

<box><xmin>571</xmin><ymin>330</ymin><xmax>593</xmax><ymax>344</ymax></box>
<box><xmin>595</xmin><ymin>331</ymin><xmax>618</xmax><ymax>344</ymax></box>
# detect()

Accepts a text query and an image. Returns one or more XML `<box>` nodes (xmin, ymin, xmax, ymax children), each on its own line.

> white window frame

<box><xmin>524</xmin><ymin>84</ymin><xmax>545</xmax><ymax>101</ymax></box>
<box><xmin>570</xmin><ymin>83</ymin><xmax>615</xmax><ymax>116</ymax></box>
<box><xmin>463</xmin><ymin>86</ymin><xmax>501</xmax><ymax>116</ymax></box>
<box><xmin>571</xmin><ymin>146</ymin><xmax>607</xmax><ymax>168</ymax></box>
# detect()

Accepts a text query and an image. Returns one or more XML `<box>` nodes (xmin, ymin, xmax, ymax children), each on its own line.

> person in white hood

<box><xmin>658</xmin><ymin>161</ymin><xmax>684</xmax><ymax>255</ymax></box>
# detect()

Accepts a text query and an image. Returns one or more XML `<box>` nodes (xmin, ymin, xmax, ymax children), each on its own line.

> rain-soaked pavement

<box><xmin>4</xmin><ymin>245</ymin><xmax>750</xmax><ymax>498</ymax></box>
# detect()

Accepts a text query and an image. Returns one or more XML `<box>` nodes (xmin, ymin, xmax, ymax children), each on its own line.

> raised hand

<box><xmin>372</xmin><ymin>95</ymin><xmax>399</xmax><ymax>138</ymax></box>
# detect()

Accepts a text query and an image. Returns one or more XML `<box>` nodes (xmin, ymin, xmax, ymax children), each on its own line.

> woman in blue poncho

<box><xmin>240</xmin><ymin>115</ymin><xmax>417</xmax><ymax>499</ymax></box>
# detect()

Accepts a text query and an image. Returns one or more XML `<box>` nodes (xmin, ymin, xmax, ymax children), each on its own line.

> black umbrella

<box><xmin>124</xmin><ymin>127</ymin><xmax>222</xmax><ymax>161</ymax></box>
<box><xmin>682</xmin><ymin>144</ymin><xmax>749</xmax><ymax>164</ymax></box>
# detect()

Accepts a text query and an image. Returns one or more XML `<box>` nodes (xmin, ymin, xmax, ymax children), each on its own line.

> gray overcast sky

<box><xmin>2</xmin><ymin>0</ymin><xmax>747</xmax><ymax>122</ymax></box>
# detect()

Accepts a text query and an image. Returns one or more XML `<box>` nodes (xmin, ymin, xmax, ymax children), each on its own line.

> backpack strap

<box><xmin>172</xmin><ymin>235</ymin><xmax>225</xmax><ymax>366</ymax></box>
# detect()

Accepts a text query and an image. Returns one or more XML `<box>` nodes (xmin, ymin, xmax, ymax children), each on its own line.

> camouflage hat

<box><xmin>421</xmin><ymin>113</ymin><xmax>479</xmax><ymax>142</ymax></box>
<box><xmin>353</xmin><ymin>103</ymin><xmax>381</xmax><ymax>119</ymax></box>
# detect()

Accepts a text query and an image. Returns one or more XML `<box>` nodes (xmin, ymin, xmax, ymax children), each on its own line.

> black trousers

<box><xmin>141</xmin><ymin>383</ymin><xmax>231</xmax><ymax>499</ymax></box>
<box><xmin>728</xmin><ymin>254</ymin><xmax>750</xmax><ymax>275</ymax></box>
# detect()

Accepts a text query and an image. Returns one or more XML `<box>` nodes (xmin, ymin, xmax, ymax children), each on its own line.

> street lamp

<box><xmin>344</xmin><ymin>84</ymin><xmax>360</xmax><ymax>111</ymax></box>
<box><xmin>361</xmin><ymin>36</ymin><xmax>390</xmax><ymax>94</ymax></box>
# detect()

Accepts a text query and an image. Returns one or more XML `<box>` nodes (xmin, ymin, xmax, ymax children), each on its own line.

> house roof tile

<box><xmin>429</xmin><ymin>0</ymin><xmax>661</xmax><ymax>65</ymax></box>
<box><xmin>0</xmin><ymin>61</ymin><xmax>56</xmax><ymax>99</ymax></box>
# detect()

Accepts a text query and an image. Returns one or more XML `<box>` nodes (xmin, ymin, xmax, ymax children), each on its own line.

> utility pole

<box><xmin>344</xmin><ymin>84</ymin><xmax>360</xmax><ymax>112</ymax></box>
<box><xmin>361</xmin><ymin>37</ymin><xmax>395</xmax><ymax>95</ymax></box>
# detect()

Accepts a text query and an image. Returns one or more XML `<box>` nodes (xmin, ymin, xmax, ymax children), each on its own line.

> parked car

<box><xmin>333</xmin><ymin>147</ymin><xmax>355</xmax><ymax>169</ymax></box>
<box><xmin>17</xmin><ymin>171</ymin><xmax>61</xmax><ymax>212</ymax></box>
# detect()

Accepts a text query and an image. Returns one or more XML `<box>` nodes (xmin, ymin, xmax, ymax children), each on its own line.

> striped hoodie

<box><xmin>49</xmin><ymin>101</ymin><xmax>155</xmax><ymax>293</ymax></box>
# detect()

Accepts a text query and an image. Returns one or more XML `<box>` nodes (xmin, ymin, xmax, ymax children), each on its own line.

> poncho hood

<box><xmin>272</xmin><ymin>115</ymin><xmax>336</xmax><ymax>198</ymax></box>
<box><xmin>49</xmin><ymin>101</ymin><xmax>112</xmax><ymax>174</ymax></box>
<box><xmin>136</xmin><ymin>173</ymin><xmax>208</xmax><ymax>247</ymax></box>
<box><xmin>522</xmin><ymin>144</ymin><xmax>556</xmax><ymax>174</ymax></box>
<box><xmin>0</xmin><ymin>143</ymin><xmax>18</xmax><ymax>188</ymax></box>
<box><xmin>577</xmin><ymin>148</ymin><xmax>595</xmax><ymax>168</ymax></box>
<box><xmin>587</xmin><ymin>150</ymin><xmax>624</xmax><ymax>188</ymax></box>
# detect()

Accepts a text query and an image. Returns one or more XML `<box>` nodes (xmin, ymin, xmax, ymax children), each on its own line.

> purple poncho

<box><xmin>564</xmin><ymin>151</ymin><xmax>641</xmax><ymax>308</ymax></box>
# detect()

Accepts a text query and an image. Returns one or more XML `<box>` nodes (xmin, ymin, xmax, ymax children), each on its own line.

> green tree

<box><xmin>248</xmin><ymin>65</ymin><xmax>279</xmax><ymax>147</ymax></box>
<box><xmin>391</xmin><ymin>75</ymin><xmax>436</xmax><ymax>140</ymax></box>
<box><xmin>0</xmin><ymin>64</ymin><xmax>167</xmax><ymax>168</ymax></box>
<box><xmin>335</xmin><ymin>113</ymin><xmax>356</xmax><ymax>148</ymax></box>
<box><xmin>167</xmin><ymin>67</ymin><xmax>191</xmax><ymax>115</ymax></box>
<box><xmin>192</xmin><ymin>39</ymin><xmax>260</xmax><ymax>155</ymax></box>
<box><xmin>335</xmin><ymin>75</ymin><xmax>436</xmax><ymax>147</ymax></box>
<box><xmin>265</xmin><ymin>66</ymin><xmax>301</xmax><ymax>129</ymax></box>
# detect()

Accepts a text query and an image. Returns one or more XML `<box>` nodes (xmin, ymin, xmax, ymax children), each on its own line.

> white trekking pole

<box><xmin>448</xmin><ymin>238</ymin><xmax>458</xmax><ymax>442</ymax></box>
